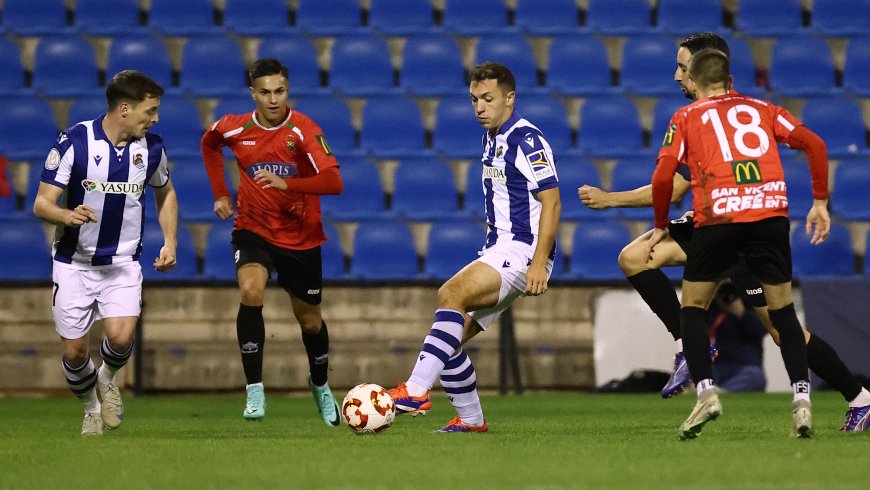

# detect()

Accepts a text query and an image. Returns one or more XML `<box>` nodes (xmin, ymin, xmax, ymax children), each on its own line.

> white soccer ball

<box><xmin>342</xmin><ymin>383</ymin><xmax>396</xmax><ymax>434</ymax></box>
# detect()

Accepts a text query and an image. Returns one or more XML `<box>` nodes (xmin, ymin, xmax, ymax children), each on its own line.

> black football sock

<box><xmin>237</xmin><ymin>304</ymin><xmax>265</xmax><ymax>385</ymax></box>
<box><xmin>680</xmin><ymin>307</ymin><xmax>713</xmax><ymax>383</ymax></box>
<box><xmin>302</xmin><ymin>320</ymin><xmax>330</xmax><ymax>386</ymax></box>
<box><xmin>627</xmin><ymin>269</ymin><xmax>682</xmax><ymax>341</ymax></box>
<box><xmin>807</xmin><ymin>334</ymin><xmax>863</xmax><ymax>401</ymax></box>
<box><xmin>769</xmin><ymin>304</ymin><xmax>810</xmax><ymax>384</ymax></box>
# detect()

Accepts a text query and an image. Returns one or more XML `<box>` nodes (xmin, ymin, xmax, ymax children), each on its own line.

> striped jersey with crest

<box><xmin>41</xmin><ymin>115</ymin><xmax>169</xmax><ymax>267</ymax></box>
<box><xmin>477</xmin><ymin>111</ymin><xmax>559</xmax><ymax>249</ymax></box>
<box><xmin>201</xmin><ymin>107</ymin><xmax>338</xmax><ymax>250</ymax></box>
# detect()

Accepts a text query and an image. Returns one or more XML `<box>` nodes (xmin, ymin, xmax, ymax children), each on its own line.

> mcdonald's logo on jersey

<box><xmin>731</xmin><ymin>159</ymin><xmax>762</xmax><ymax>184</ymax></box>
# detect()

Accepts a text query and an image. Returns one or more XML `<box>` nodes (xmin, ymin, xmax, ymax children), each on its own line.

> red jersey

<box><xmin>657</xmin><ymin>93</ymin><xmax>801</xmax><ymax>227</ymax></box>
<box><xmin>201</xmin><ymin>107</ymin><xmax>338</xmax><ymax>250</ymax></box>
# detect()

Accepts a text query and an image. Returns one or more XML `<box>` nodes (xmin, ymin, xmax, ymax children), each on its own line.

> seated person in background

<box><xmin>708</xmin><ymin>283</ymin><xmax>767</xmax><ymax>393</ymax></box>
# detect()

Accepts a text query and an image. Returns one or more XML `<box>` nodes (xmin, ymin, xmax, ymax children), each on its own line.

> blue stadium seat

<box><xmin>322</xmin><ymin>222</ymin><xmax>346</xmax><ymax>280</ymax></box>
<box><xmin>425</xmin><ymin>221</ymin><xmax>485</xmax><ymax>280</ymax></box>
<box><xmin>213</xmin><ymin>95</ymin><xmax>254</xmax><ymax>120</ymax></box>
<box><xmin>621</xmin><ymin>36</ymin><xmax>678</xmax><ymax>95</ymax></box>
<box><xmin>801</xmin><ymin>97</ymin><xmax>867</xmax><ymax>157</ymax></box>
<box><xmin>202</xmin><ymin>221</ymin><xmax>236</xmax><ymax>280</ymax></box>
<box><xmin>369</xmin><ymin>0</ymin><xmax>434</xmax><ymax>35</ymax></box>
<box><xmin>0</xmin><ymin>97</ymin><xmax>58</xmax><ymax>161</ymax></box>
<box><xmin>106</xmin><ymin>36</ymin><xmax>173</xmax><ymax>89</ymax></box>
<box><xmin>609</xmin><ymin>158</ymin><xmax>656</xmax><ymax>220</ymax></box>
<box><xmin>577</xmin><ymin>97</ymin><xmax>644</xmax><ymax>157</ymax></box>
<box><xmin>0</xmin><ymin>38</ymin><xmax>26</xmax><ymax>95</ymax></box>
<box><xmin>442</xmin><ymin>0</ymin><xmax>510</xmax><ymax>35</ymax></box>
<box><xmin>736</xmin><ymin>0</ymin><xmax>805</xmax><ymax>36</ymax></box>
<box><xmin>329</xmin><ymin>36</ymin><xmax>396</xmax><ymax>96</ymax></box>
<box><xmin>843</xmin><ymin>37</ymin><xmax>870</xmax><ymax>96</ymax></box>
<box><xmin>585</xmin><ymin>0</ymin><xmax>651</xmax><ymax>35</ymax></box>
<box><xmin>519</xmin><ymin>95</ymin><xmax>572</xmax><ymax>153</ymax></box>
<box><xmin>782</xmin><ymin>161</ymin><xmax>815</xmax><ymax>219</ymax></box>
<box><xmin>295</xmin><ymin>0</ymin><xmax>364</xmax><ymax>36</ymax></box>
<box><xmin>727</xmin><ymin>37</ymin><xmax>760</xmax><ymax>96</ymax></box>
<box><xmin>292</xmin><ymin>96</ymin><xmax>357</xmax><ymax>154</ymax></box>
<box><xmin>319</xmin><ymin>160</ymin><xmax>387</xmax><ymax>220</ymax></box>
<box><xmin>569</xmin><ymin>222</ymin><xmax>632</xmax><ymax>279</ymax></box>
<box><xmin>68</xmin><ymin>96</ymin><xmax>107</xmax><ymax>126</ymax></box>
<box><xmin>170</xmin><ymin>158</ymin><xmax>220</xmax><ymax>222</ymax></box>
<box><xmin>475</xmin><ymin>35</ymin><xmax>539</xmax><ymax>93</ymax></box>
<box><xmin>769</xmin><ymin>36</ymin><xmax>838</xmax><ymax>96</ymax></box>
<box><xmin>75</xmin><ymin>0</ymin><xmax>143</xmax><ymax>35</ymax></box>
<box><xmin>0</xmin><ymin>219</ymin><xmax>51</xmax><ymax>280</ymax></box>
<box><xmin>180</xmin><ymin>36</ymin><xmax>246</xmax><ymax>97</ymax></box>
<box><xmin>792</xmin><ymin>223</ymin><xmax>854</xmax><ymax>277</ymax></box>
<box><xmin>148</xmin><ymin>0</ymin><xmax>223</xmax><ymax>36</ymax></box>
<box><xmin>223</xmin><ymin>0</ymin><xmax>291</xmax><ymax>35</ymax></box>
<box><xmin>514</xmin><ymin>0</ymin><xmax>580</xmax><ymax>35</ymax></box>
<box><xmin>657</xmin><ymin>0</ymin><xmax>723</xmax><ymax>35</ymax></box>
<box><xmin>359</xmin><ymin>97</ymin><xmax>426</xmax><ymax>157</ymax></box>
<box><xmin>546</xmin><ymin>35</ymin><xmax>615</xmax><ymax>96</ymax></box>
<box><xmin>258</xmin><ymin>34</ymin><xmax>322</xmax><ymax>94</ymax></box>
<box><xmin>139</xmin><ymin>222</ymin><xmax>198</xmax><ymax>281</ymax></box>
<box><xmin>32</xmin><ymin>36</ymin><xmax>99</xmax><ymax>97</ymax></box>
<box><xmin>558</xmin><ymin>159</ymin><xmax>617</xmax><ymax>221</ymax></box>
<box><xmin>153</xmin><ymin>96</ymin><xmax>204</xmax><ymax>159</ymax></box>
<box><xmin>1</xmin><ymin>0</ymin><xmax>70</xmax><ymax>35</ymax></box>
<box><xmin>831</xmin><ymin>162</ymin><xmax>870</xmax><ymax>220</ymax></box>
<box><xmin>432</xmin><ymin>96</ymin><xmax>483</xmax><ymax>159</ymax></box>
<box><xmin>811</xmin><ymin>0</ymin><xmax>870</xmax><ymax>36</ymax></box>
<box><xmin>392</xmin><ymin>159</ymin><xmax>462</xmax><ymax>220</ymax></box>
<box><xmin>351</xmin><ymin>221</ymin><xmax>419</xmax><ymax>279</ymax></box>
<box><xmin>401</xmin><ymin>34</ymin><xmax>465</xmax><ymax>96</ymax></box>
<box><xmin>651</xmin><ymin>96</ymin><xmax>689</xmax><ymax>144</ymax></box>
<box><xmin>464</xmin><ymin>162</ymin><xmax>484</xmax><ymax>215</ymax></box>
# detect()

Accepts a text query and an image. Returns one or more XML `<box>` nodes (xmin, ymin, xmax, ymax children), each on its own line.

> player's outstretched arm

<box><xmin>153</xmin><ymin>179</ymin><xmax>178</xmax><ymax>272</ymax></box>
<box><xmin>578</xmin><ymin>173</ymin><xmax>689</xmax><ymax>209</ymax></box>
<box><xmin>526</xmin><ymin>187</ymin><xmax>560</xmax><ymax>296</ymax></box>
<box><xmin>33</xmin><ymin>182</ymin><xmax>97</xmax><ymax>227</ymax></box>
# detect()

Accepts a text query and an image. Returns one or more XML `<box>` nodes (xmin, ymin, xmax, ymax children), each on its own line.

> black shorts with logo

<box><xmin>231</xmin><ymin>229</ymin><xmax>323</xmax><ymax>305</ymax></box>
<box><xmin>669</xmin><ymin>216</ymin><xmax>767</xmax><ymax>307</ymax></box>
<box><xmin>684</xmin><ymin>216</ymin><xmax>792</xmax><ymax>286</ymax></box>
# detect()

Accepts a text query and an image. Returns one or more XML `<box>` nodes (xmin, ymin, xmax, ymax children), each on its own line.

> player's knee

<box><xmin>435</xmin><ymin>284</ymin><xmax>462</xmax><ymax>310</ymax></box>
<box><xmin>617</xmin><ymin>244</ymin><xmax>643</xmax><ymax>276</ymax></box>
<box><xmin>239</xmin><ymin>285</ymin><xmax>265</xmax><ymax>305</ymax></box>
<box><xmin>63</xmin><ymin>344</ymin><xmax>88</xmax><ymax>366</ymax></box>
<box><xmin>296</xmin><ymin>313</ymin><xmax>322</xmax><ymax>334</ymax></box>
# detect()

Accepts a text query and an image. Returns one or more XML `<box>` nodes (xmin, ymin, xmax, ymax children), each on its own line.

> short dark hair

<box><xmin>469</xmin><ymin>61</ymin><xmax>516</xmax><ymax>94</ymax></box>
<box><xmin>248</xmin><ymin>58</ymin><xmax>289</xmax><ymax>85</ymax></box>
<box><xmin>680</xmin><ymin>32</ymin><xmax>730</xmax><ymax>57</ymax></box>
<box><xmin>688</xmin><ymin>48</ymin><xmax>730</xmax><ymax>89</ymax></box>
<box><xmin>105</xmin><ymin>70</ymin><xmax>164</xmax><ymax>110</ymax></box>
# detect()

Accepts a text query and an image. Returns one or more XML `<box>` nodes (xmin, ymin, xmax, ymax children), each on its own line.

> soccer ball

<box><xmin>342</xmin><ymin>383</ymin><xmax>395</xmax><ymax>434</ymax></box>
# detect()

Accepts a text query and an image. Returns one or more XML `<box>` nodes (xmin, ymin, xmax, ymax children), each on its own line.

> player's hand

<box><xmin>64</xmin><ymin>204</ymin><xmax>98</xmax><ymax>227</ymax></box>
<box><xmin>214</xmin><ymin>196</ymin><xmax>234</xmax><ymax>220</ymax></box>
<box><xmin>643</xmin><ymin>227</ymin><xmax>670</xmax><ymax>264</ymax></box>
<box><xmin>153</xmin><ymin>245</ymin><xmax>177</xmax><ymax>272</ymax></box>
<box><xmin>578</xmin><ymin>185</ymin><xmax>611</xmax><ymax>209</ymax></box>
<box><xmin>254</xmin><ymin>169</ymin><xmax>288</xmax><ymax>191</ymax></box>
<box><xmin>679</xmin><ymin>210</ymin><xmax>694</xmax><ymax>220</ymax></box>
<box><xmin>805</xmin><ymin>200</ymin><xmax>830</xmax><ymax>245</ymax></box>
<box><xmin>524</xmin><ymin>263</ymin><xmax>549</xmax><ymax>296</ymax></box>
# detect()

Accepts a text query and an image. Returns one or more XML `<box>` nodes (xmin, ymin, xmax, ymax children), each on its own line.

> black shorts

<box><xmin>684</xmin><ymin>217</ymin><xmax>792</xmax><ymax>285</ymax></box>
<box><xmin>231</xmin><ymin>229</ymin><xmax>323</xmax><ymax>305</ymax></box>
<box><xmin>669</xmin><ymin>216</ymin><xmax>769</xmax><ymax>307</ymax></box>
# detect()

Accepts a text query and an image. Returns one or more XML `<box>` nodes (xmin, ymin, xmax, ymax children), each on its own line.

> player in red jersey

<box><xmin>646</xmin><ymin>49</ymin><xmax>830</xmax><ymax>439</ymax></box>
<box><xmin>201</xmin><ymin>59</ymin><xmax>343</xmax><ymax>426</ymax></box>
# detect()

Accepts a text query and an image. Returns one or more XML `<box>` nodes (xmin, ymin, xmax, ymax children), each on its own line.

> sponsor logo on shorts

<box><xmin>502</xmin><ymin>260</ymin><xmax>511</xmax><ymax>268</ymax></box>
<box><xmin>80</xmin><ymin>179</ymin><xmax>144</xmax><ymax>197</ymax></box>
<box><xmin>307</xmin><ymin>289</ymin><xmax>321</xmax><ymax>295</ymax></box>
<box><xmin>745</xmin><ymin>288</ymin><xmax>763</xmax><ymax>296</ymax></box>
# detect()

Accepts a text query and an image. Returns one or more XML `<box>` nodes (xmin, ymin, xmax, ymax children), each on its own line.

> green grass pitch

<box><xmin>1</xmin><ymin>391</ymin><xmax>867</xmax><ymax>489</ymax></box>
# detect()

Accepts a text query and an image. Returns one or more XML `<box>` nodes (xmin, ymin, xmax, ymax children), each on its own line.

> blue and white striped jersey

<box><xmin>477</xmin><ymin>112</ymin><xmax>559</xmax><ymax>249</ymax></box>
<box><xmin>41</xmin><ymin>115</ymin><xmax>169</xmax><ymax>267</ymax></box>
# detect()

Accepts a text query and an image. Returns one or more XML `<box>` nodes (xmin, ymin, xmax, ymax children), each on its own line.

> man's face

<box><xmin>469</xmin><ymin>79</ymin><xmax>514</xmax><ymax>132</ymax></box>
<box><xmin>674</xmin><ymin>46</ymin><xmax>694</xmax><ymax>99</ymax></box>
<box><xmin>123</xmin><ymin>96</ymin><xmax>160</xmax><ymax>139</ymax></box>
<box><xmin>250</xmin><ymin>74</ymin><xmax>289</xmax><ymax>126</ymax></box>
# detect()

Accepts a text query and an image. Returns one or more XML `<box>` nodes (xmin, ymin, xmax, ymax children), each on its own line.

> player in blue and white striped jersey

<box><xmin>33</xmin><ymin>71</ymin><xmax>178</xmax><ymax>436</ymax></box>
<box><xmin>389</xmin><ymin>62</ymin><xmax>561</xmax><ymax>432</ymax></box>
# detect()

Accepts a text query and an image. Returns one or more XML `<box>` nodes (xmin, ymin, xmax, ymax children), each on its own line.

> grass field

<box><xmin>1</xmin><ymin>390</ymin><xmax>867</xmax><ymax>489</ymax></box>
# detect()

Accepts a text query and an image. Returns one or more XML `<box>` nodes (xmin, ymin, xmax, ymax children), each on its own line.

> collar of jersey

<box><xmin>495</xmin><ymin>111</ymin><xmax>521</xmax><ymax>137</ymax></box>
<box><xmin>252</xmin><ymin>106</ymin><xmax>293</xmax><ymax>131</ymax></box>
<box><xmin>92</xmin><ymin>113</ymin><xmax>134</xmax><ymax>149</ymax></box>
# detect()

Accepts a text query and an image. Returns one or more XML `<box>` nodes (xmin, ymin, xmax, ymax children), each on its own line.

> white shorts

<box><xmin>52</xmin><ymin>261</ymin><xmax>143</xmax><ymax>339</ymax></box>
<box><xmin>468</xmin><ymin>240</ymin><xmax>554</xmax><ymax>331</ymax></box>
